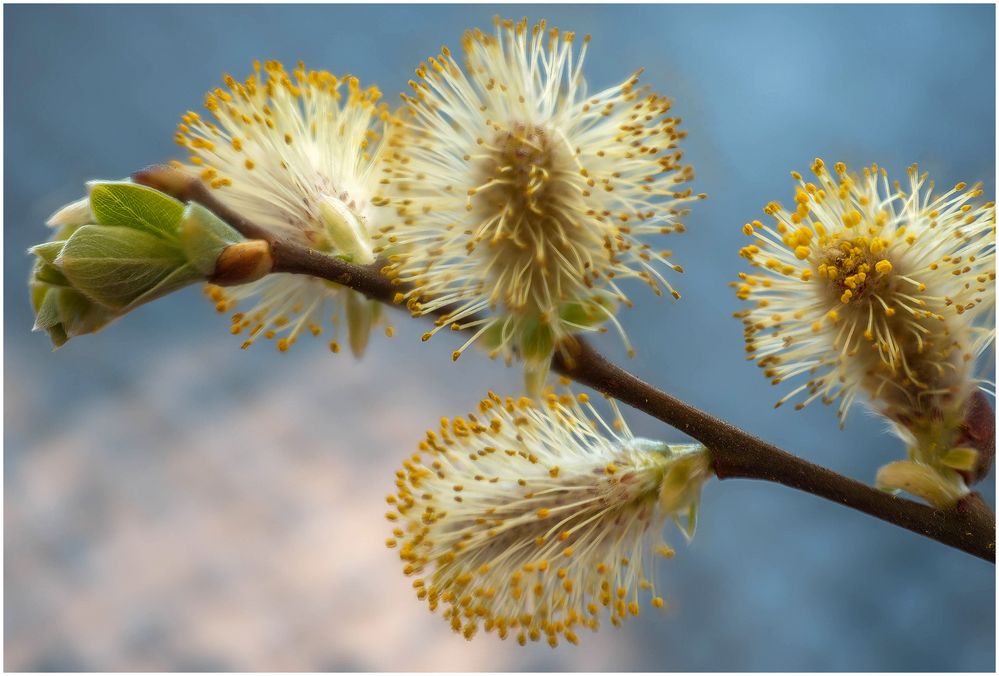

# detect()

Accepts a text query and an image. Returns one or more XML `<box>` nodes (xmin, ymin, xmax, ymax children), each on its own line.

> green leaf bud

<box><xmin>27</xmin><ymin>183</ymin><xmax>276</xmax><ymax>347</ymax></box>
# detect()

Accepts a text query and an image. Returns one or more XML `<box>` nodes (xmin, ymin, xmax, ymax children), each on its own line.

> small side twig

<box><xmin>134</xmin><ymin>166</ymin><xmax>997</xmax><ymax>563</ymax></box>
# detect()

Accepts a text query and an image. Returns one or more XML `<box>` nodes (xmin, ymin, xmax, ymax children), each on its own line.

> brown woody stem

<box><xmin>134</xmin><ymin>166</ymin><xmax>996</xmax><ymax>563</ymax></box>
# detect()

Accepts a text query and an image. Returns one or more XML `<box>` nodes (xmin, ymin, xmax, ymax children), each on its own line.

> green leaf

<box><xmin>89</xmin><ymin>182</ymin><xmax>184</xmax><ymax>241</ymax></box>
<box><xmin>523</xmin><ymin>357</ymin><xmax>551</xmax><ymax>398</ymax></box>
<box><xmin>876</xmin><ymin>460</ymin><xmax>968</xmax><ymax>508</ymax></box>
<box><xmin>46</xmin><ymin>195</ymin><xmax>92</xmax><ymax>228</ymax></box>
<box><xmin>57</xmin><ymin>224</ymin><xmax>192</xmax><ymax>309</ymax></box>
<box><xmin>31</xmin><ymin>284</ymin><xmax>62</xmax><ymax>330</ymax></box>
<box><xmin>345</xmin><ymin>290</ymin><xmax>375</xmax><ymax>357</ymax></box>
<box><xmin>29</xmin><ymin>284</ymin><xmax>119</xmax><ymax>347</ymax></box>
<box><xmin>56</xmin><ymin>287</ymin><xmax>120</xmax><ymax>336</ymax></box>
<box><xmin>51</xmin><ymin>223</ymin><xmax>86</xmax><ymax>241</ymax></box>
<box><xmin>940</xmin><ymin>447</ymin><xmax>979</xmax><ymax>471</ymax></box>
<box><xmin>178</xmin><ymin>202</ymin><xmax>246</xmax><ymax>275</ymax></box>
<box><xmin>30</xmin><ymin>282</ymin><xmax>48</xmax><ymax>314</ymax></box>
<box><xmin>673</xmin><ymin>501</ymin><xmax>698</xmax><ymax>541</ymax></box>
<box><xmin>29</xmin><ymin>240</ymin><xmax>67</xmax><ymax>265</ymax></box>
<box><xmin>479</xmin><ymin>320</ymin><xmax>507</xmax><ymax>351</ymax></box>
<box><xmin>47</xmin><ymin>322</ymin><xmax>69</xmax><ymax>348</ymax></box>
<box><xmin>519</xmin><ymin>317</ymin><xmax>554</xmax><ymax>363</ymax></box>
<box><xmin>33</xmin><ymin>260</ymin><xmax>70</xmax><ymax>287</ymax></box>
<box><xmin>559</xmin><ymin>291</ymin><xmax>616</xmax><ymax>328</ymax></box>
<box><xmin>125</xmin><ymin>262</ymin><xmax>201</xmax><ymax>310</ymax></box>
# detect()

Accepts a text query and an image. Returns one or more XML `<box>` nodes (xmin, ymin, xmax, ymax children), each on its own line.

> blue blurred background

<box><xmin>4</xmin><ymin>4</ymin><xmax>995</xmax><ymax>671</ymax></box>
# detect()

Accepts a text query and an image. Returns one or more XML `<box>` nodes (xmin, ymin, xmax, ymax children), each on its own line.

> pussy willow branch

<box><xmin>135</xmin><ymin>167</ymin><xmax>996</xmax><ymax>563</ymax></box>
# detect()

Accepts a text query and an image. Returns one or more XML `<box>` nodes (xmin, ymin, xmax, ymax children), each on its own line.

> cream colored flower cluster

<box><xmin>735</xmin><ymin>159</ymin><xmax>995</xmax><ymax>506</ymax></box>
<box><xmin>387</xmin><ymin>387</ymin><xmax>709</xmax><ymax>647</ymax></box>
